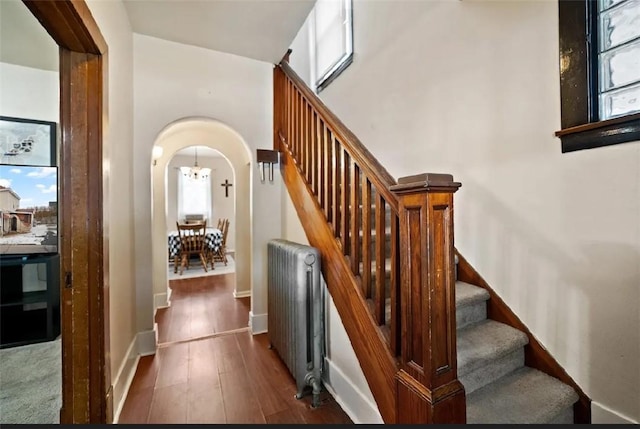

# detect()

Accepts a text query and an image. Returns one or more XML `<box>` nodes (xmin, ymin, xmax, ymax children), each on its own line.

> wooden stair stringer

<box><xmin>280</xmin><ymin>140</ymin><xmax>398</xmax><ymax>423</ymax></box>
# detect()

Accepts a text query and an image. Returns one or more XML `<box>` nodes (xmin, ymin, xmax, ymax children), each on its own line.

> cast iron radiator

<box><xmin>267</xmin><ymin>239</ymin><xmax>323</xmax><ymax>407</ymax></box>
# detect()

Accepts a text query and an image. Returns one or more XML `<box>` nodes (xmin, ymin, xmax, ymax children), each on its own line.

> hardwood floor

<box><xmin>156</xmin><ymin>273</ymin><xmax>250</xmax><ymax>344</ymax></box>
<box><xmin>118</xmin><ymin>272</ymin><xmax>353</xmax><ymax>424</ymax></box>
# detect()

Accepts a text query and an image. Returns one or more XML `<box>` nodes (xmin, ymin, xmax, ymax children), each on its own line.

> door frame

<box><xmin>22</xmin><ymin>0</ymin><xmax>110</xmax><ymax>423</ymax></box>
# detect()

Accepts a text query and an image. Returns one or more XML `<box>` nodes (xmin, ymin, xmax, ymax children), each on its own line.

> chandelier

<box><xmin>180</xmin><ymin>147</ymin><xmax>211</xmax><ymax>180</ymax></box>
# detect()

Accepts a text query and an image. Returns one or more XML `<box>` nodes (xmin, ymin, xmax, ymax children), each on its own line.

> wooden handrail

<box><xmin>278</xmin><ymin>61</ymin><xmax>399</xmax><ymax>214</ymax></box>
<box><xmin>274</xmin><ymin>57</ymin><xmax>464</xmax><ymax>423</ymax></box>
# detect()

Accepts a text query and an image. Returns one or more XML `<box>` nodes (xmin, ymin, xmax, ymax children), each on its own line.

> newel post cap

<box><xmin>390</xmin><ymin>173</ymin><xmax>461</xmax><ymax>194</ymax></box>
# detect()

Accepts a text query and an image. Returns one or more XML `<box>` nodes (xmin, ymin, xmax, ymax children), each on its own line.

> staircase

<box><xmin>273</xmin><ymin>56</ymin><xmax>590</xmax><ymax>423</ymax></box>
<box><xmin>456</xmin><ymin>280</ymin><xmax>578</xmax><ymax>423</ymax></box>
<box><xmin>369</xmin><ymin>215</ymin><xmax>581</xmax><ymax>422</ymax></box>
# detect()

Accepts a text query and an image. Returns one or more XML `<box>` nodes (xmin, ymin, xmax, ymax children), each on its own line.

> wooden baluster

<box><xmin>306</xmin><ymin>103</ymin><xmax>312</xmax><ymax>185</ymax></box>
<box><xmin>287</xmin><ymin>82</ymin><xmax>295</xmax><ymax>152</ymax></box>
<box><xmin>374</xmin><ymin>194</ymin><xmax>386</xmax><ymax>325</ymax></box>
<box><xmin>298</xmin><ymin>98</ymin><xmax>304</xmax><ymax>170</ymax></box>
<box><xmin>361</xmin><ymin>177</ymin><xmax>372</xmax><ymax>299</ymax></box>
<box><xmin>284</xmin><ymin>78</ymin><xmax>288</xmax><ymax>148</ymax></box>
<box><xmin>315</xmin><ymin>113</ymin><xmax>322</xmax><ymax>203</ymax></box>
<box><xmin>350</xmin><ymin>161</ymin><xmax>360</xmax><ymax>275</ymax></box>
<box><xmin>287</xmin><ymin>79</ymin><xmax>292</xmax><ymax>149</ymax></box>
<box><xmin>304</xmin><ymin>102</ymin><xmax>312</xmax><ymax>181</ymax></box>
<box><xmin>319</xmin><ymin>116</ymin><xmax>324</xmax><ymax>203</ymax></box>
<box><xmin>390</xmin><ymin>212</ymin><xmax>400</xmax><ymax>356</ymax></box>
<box><xmin>332</xmin><ymin>135</ymin><xmax>340</xmax><ymax>238</ymax></box>
<box><xmin>391</xmin><ymin>173</ymin><xmax>464</xmax><ymax>424</ymax></box>
<box><xmin>297</xmin><ymin>91</ymin><xmax>302</xmax><ymax>161</ymax></box>
<box><xmin>302</xmin><ymin>99</ymin><xmax>307</xmax><ymax>177</ymax></box>
<box><xmin>310</xmin><ymin>110</ymin><xmax>316</xmax><ymax>195</ymax></box>
<box><xmin>292</xmin><ymin>89</ymin><xmax>297</xmax><ymax>156</ymax></box>
<box><xmin>293</xmin><ymin>91</ymin><xmax>302</xmax><ymax>159</ymax></box>
<box><xmin>312</xmin><ymin>114</ymin><xmax>316</xmax><ymax>192</ymax></box>
<box><xmin>289</xmin><ymin>81</ymin><xmax>294</xmax><ymax>151</ymax></box>
<box><xmin>340</xmin><ymin>148</ymin><xmax>350</xmax><ymax>253</ymax></box>
<box><xmin>324</xmin><ymin>126</ymin><xmax>332</xmax><ymax>224</ymax></box>
<box><xmin>297</xmin><ymin>93</ymin><xmax>301</xmax><ymax>160</ymax></box>
<box><xmin>308</xmin><ymin>106</ymin><xmax>312</xmax><ymax>186</ymax></box>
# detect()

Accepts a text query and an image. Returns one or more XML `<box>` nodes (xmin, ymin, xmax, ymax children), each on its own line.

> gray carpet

<box><xmin>0</xmin><ymin>338</ymin><xmax>61</xmax><ymax>424</ymax></box>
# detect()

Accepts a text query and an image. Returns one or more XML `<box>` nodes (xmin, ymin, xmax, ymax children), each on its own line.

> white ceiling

<box><xmin>175</xmin><ymin>145</ymin><xmax>223</xmax><ymax>159</ymax></box>
<box><xmin>122</xmin><ymin>0</ymin><xmax>315</xmax><ymax>63</ymax></box>
<box><xmin>1</xmin><ymin>0</ymin><xmax>315</xmax><ymax>72</ymax></box>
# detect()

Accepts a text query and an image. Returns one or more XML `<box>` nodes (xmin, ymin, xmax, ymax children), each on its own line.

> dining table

<box><xmin>167</xmin><ymin>227</ymin><xmax>222</xmax><ymax>259</ymax></box>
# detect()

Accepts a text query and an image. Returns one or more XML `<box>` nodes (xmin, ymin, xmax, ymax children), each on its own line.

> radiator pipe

<box><xmin>307</xmin><ymin>253</ymin><xmax>323</xmax><ymax>408</ymax></box>
<box><xmin>304</xmin><ymin>373</ymin><xmax>322</xmax><ymax>408</ymax></box>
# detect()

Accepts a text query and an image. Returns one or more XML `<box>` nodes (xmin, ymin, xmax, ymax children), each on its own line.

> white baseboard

<box><xmin>112</xmin><ymin>329</ymin><xmax>158</xmax><ymax>423</ymax></box>
<box><xmin>153</xmin><ymin>292</ymin><xmax>168</xmax><ymax>313</ymax></box>
<box><xmin>233</xmin><ymin>289</ymin><xmax>251</xmax><ymax>299</ymax></box>
<box><xmin>322</xmin><ymin>357</ymin><xmax>383</xmax><ymax>424</ymax></box>
<box><xmin>592</xmin><ymin>401</ymin><xmax>638</xmax><ymax>424</ymax></box>
<box><xmin>111</xmin><ymin>337</ymin><xmax>140</xmax><ymax>423</ymax></box>
<box><xmin>137</xmin><ymin>329</ymin><xmax>157</xmax><ymax>356</ymax></box>
<box><xmin>249</xmin><ymin>311</ymin><xmax>267</xmax><ymax>334</ymax></box>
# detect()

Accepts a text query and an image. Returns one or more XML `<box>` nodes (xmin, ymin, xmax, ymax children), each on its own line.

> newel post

<box><xmin>390</xmin><ymin>173</ymin><xmax>465</xmax><ymax>424</ymax></box>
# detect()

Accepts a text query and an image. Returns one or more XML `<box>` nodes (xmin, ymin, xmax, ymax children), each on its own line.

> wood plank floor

<box><xmin>118</xmin><ymin>273</ymin><xmax>353</xmax><ymax>424</ymax></box>
<box><xmin>156</xmin><ymin>273</ymin><xmax>250</xmax><ymax>344</ymax></box>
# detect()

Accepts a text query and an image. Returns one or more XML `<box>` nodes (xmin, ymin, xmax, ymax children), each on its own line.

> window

<box><xmin>177</xmin><ymin>170</ymin><xmax>212</xmax><ymax>222</ymax></box>
<box><xmin>556</xmin><ymin>0</ymin><xmax>640</xmax><ymax>152</ymax></box>
<box><xmin>312</xmin><ymin>0</ymin><xmax>353</xmax><ymax>92</ymax></box>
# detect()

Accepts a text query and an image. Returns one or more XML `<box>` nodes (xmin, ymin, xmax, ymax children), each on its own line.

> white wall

<box><xmin>287</xmin><ymin>0</ymin><xmax>640</xmax><ymax>424</ymax></box>
<box><xmin>287</xmin><ymin>12</ymin><xmax>312</xmax><ymax>88</ymax></box>
<box><xmin>134</xmin><ymin>34</ymin><xmax>280</xmax><ymax>333</ymax></box>
<box><xmin>166</xmin><ymin>153</ymin><xmax>236</xmax><ymax>251</ymax></box>
<box><xmin>0</xmin><ymin>63</ymin><xmax>58</xmax><ymax>123</ymax></box>
<box><xmin>85</xmin><ymin>0</ymin><xmax>138</xmax><ymax>417</ymax></box>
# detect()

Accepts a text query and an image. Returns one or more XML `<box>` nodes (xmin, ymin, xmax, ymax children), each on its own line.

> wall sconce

<box><xmin>152</xmin><ymin>146</ymin><xmax>164</xmax><ymax>166</ymax></box>
<box><xmin>256</xmin><ymin>149</ymin><xmax>280</xmax><ymax>182</ymax></box>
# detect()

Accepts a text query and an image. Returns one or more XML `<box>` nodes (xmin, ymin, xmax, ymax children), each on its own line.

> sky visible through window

<box><xmin>0</xmin><ymin>165</ymin><xmax>57</xmax><ymax>209</ymax></box>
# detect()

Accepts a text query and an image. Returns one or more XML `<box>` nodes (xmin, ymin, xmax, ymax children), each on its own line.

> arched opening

<box><xmin>150</xmin><ymin>118</ymin><xmax>253</xmax><ymax>337</ymax></box>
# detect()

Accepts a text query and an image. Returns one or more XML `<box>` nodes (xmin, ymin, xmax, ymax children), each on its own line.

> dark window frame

<box><xmin>556</xmin><ymin>0</ymin><xmax>640</xmax><ymax>153</ymax></box>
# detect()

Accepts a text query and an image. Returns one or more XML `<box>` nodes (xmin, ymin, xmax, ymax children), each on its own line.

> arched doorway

<box><xmin>150</xmin><ymin>118</ymin><xmax>253</xmax><ymax>332</ymax></box>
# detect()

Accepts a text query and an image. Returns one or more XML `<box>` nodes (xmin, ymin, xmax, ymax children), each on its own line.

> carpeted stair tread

<box><xmin>457</xmin><ymin>319</ymin><xmax>528</xmax><ymax>377</ymax></box>
<box><xmin>455</xmin><ymin>281</ymin><xmax>490</xmax><ymax>308</ymax></box>
<box><xmin>466</xmin><ymin>366</ymin><xmax>579</xmax><ymax>424</ymax></box>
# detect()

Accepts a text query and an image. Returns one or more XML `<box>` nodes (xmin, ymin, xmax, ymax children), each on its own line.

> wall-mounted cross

<box><xmin>221</xmin><ymin>179</ymin><xmax>233</xmax><ymax>198</ymax></box>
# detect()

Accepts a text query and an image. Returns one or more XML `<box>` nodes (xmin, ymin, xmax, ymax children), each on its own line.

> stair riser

<box><xmin>456</xmin><ymin>301</ymin><xmax>487</xmax><ymax>330</ymax></box>
<box><xmin>460</xmin><ymin>348</ymin><xmax>524</xmax><ymax>395</ymax></box>
<box><xmin>547</xmin><ymin>406</ymin><xmax>574</xmax><ymax>424</ymax></box>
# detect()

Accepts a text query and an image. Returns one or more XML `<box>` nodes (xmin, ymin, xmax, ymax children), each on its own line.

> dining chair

<box><xmin>211</xmin><ymin>218</ymin><xmax>230</xmax><ymax>268</ymax></box>
<box><xmin>175</xmin><ymin>220</ymin><xmax>208</xmax><ymax>275</ymax></box>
